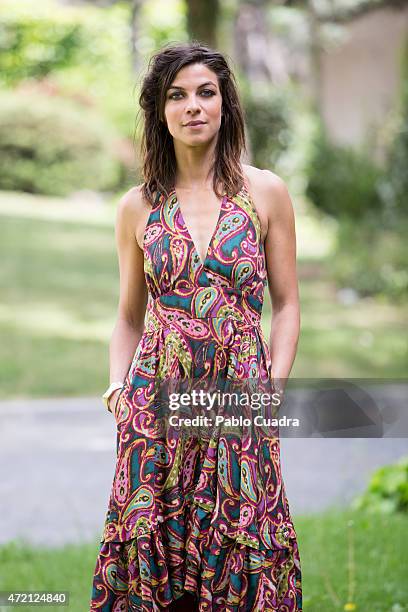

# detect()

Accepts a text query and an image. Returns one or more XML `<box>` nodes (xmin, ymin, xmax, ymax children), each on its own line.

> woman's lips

<box><xmin>185</xmin><ymin>121</ymin><xmax>206</xmax><ymax>127</ymax></box>
<box><xmin>185</xmin><ymin>123</ymin><xmax>206</xmax><ymax>129</ymax></box>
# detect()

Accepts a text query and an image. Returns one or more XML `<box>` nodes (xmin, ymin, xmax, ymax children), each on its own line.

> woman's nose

<box><xmin>185</xmin><ymin>95</ymin><xmax>200</xmax><ymax>112</ymax></box>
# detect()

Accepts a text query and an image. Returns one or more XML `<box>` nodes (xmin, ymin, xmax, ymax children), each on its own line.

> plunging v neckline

<box><xmin>172</xmin><ymin>187</ymin><xmax>227</xmax><ymax>269</ymax></box>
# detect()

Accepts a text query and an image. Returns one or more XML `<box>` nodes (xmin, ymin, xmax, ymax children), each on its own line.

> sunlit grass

<box><xmin>0</xmin><ymin>539</ymin><xmax>99</xmax><ymax>611</ymax></box>
<box><xmin>1</xmin><ymin>191</ymin><xmax>406</xmax><ymax>398</ymax></box>
<box><xmin>296</xmin><ymin>507</ymin><xmax>408</xmax><ymax>611</ymax></box>
<box><xmin>0</xmin><ymin>189</ymin><xmax>116</xmax><ymax>226</ymax></box>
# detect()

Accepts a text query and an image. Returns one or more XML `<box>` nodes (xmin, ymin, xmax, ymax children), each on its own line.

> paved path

<box><xmin>0</xmin><ymin>391</ymin><xmax>407</xmax><ymax>547</ymax></box>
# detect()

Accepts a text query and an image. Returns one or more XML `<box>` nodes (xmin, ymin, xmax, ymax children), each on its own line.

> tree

<box><xmin>185</xmin><ymin>0</ymin><xmax>221</xmax><ymax>46</ymax></box>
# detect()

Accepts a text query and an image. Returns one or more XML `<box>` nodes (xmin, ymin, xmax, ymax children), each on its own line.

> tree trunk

<box><xmin>185</xmin><ymin>0</ymin><xmax>220</xmax><ymax>47</ymax></box>
<box><xmin>130</xmin><ymin>0</ymin><xmax>144</xmax><ymax>76</ymax></box>
<box><xmin>306</xmin><ymin>0</ymin><xmax>323</xmax><ymax>116</ymax></box>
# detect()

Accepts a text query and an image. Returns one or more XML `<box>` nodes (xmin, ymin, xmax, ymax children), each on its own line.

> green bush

<box><xmin>0</xmin><ymin>10</ymin><xmax>84</xmax><ymax>85</ymax></box>
<box><xmin>352</xmin><ymin>455</ymin><xmax>408</xmax><ymax>514</ymax></box>
<box><xmin>0</xmin><ymin>91</ymin><xmax>122</xmax><ymax>196</ymax></box>
<box><xmin>329</xmin><ymin>211</ymin><xmax>408</xmax><ymax>301</ymax></box>
<box><xmin>304</xmin><ymin>123</ymin><xmax>408</xmax><ymax>301</ymax></box>
<box><xmin>305</xmin><ymin>126</ymin><xmax>385</xmax><ymax>220</ymax></box>
<box><xmin>0</xmin><ymin>0</ymin><xmax>136</xmax><ymax>137</ymax></box>
<box><xmin>242</xmin><ymin>86</ymin><xmax>292</xmax><ymax>171</ymax></box>
<box><xmin>383</xmin><ymin>37</ymin><xmax>408</xmax><ymax>219</ymax></box>
<box><xmin>386</xmin><ymin>117</ymin><xmax>408</xmax><ymax>217</ymax></box>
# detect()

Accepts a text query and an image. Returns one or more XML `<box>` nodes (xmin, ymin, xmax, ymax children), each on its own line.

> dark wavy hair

<box><xmin>137</xmin><ymin>41</ymin><xmax>247</xmax><ymax>206</ymax></box>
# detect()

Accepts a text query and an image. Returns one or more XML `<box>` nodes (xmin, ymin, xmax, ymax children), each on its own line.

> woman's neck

<box><xmin>173</xmin><ymin>139</ymin><xmax>217</xmax><ymax>190</ymax></box>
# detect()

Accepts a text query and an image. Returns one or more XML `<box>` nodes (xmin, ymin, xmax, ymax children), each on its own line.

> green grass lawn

<box><xmin>0</xmin><ymin>191</ymin><xmax>406</xmax><ymax>399</ymax></box>
<box><xmin>290</xmin><ymin>259</ymin><xmax>407</xmax><ymax>378</ymax></box>
<box><xmin>0</xmin><ymin>508</ymin><xmax>407</xmax><ymax>611</ymax></box>
<box><xmin>297</xmin><ymin>507</ymin><xmax>408</xmax><ymax>611</ymax></box>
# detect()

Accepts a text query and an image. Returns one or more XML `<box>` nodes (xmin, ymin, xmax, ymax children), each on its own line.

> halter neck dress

<box><xmin>90</xmin><ymin>180</ymin><xmax>302</xmax><ymax>611</ymax></box>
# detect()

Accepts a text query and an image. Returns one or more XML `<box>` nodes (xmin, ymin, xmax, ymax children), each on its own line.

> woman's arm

<box><xmin>108</xmin><ymin>185</ymin><xmax>148</xmax><ymax>413</ymax></box>
<box><xmin>262</xmin><ymin>171</ymin><xmax>300</xmax><ymax>393</ymax></box>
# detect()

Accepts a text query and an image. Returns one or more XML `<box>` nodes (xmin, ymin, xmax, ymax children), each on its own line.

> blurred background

<box><xmin>0</xmin><ymin>0</ymin><xmax>407</xmax><ymax>610</ymax></box>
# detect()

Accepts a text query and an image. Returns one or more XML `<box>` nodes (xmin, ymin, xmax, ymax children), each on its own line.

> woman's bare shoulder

<box><xmin>117</xmin><ymin>184</ymin><xmax>146</xmax><ymax>216</ymax></box>
<box><xmin>242</xmin><ymin>164</ymin><xmax>292</xmax><ymax>217</ymax></box>
<box><xmin>241</xmin><ymin>165</ymin><xmax>291</xmax><ymax>242</ymax></box>
<box><xmin>242</xmin><ymin>163</ymin><xmax>287</xmax><ymax>192</ymax></box>
<box><xmin>116</xmin><ymin>184</ymin><xmax>153</xmax><ymax>249</ymax></box>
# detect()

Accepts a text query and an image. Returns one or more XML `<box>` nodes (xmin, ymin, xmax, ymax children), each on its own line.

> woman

<box><xmin>90</xmin><ymin>42</ymin><xmax>302</xmax><ymax>611</ymax></box>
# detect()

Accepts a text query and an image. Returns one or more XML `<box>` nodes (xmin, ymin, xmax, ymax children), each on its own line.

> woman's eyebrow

<box><xmin>168</xmin><ymin>81</ymin><xmax>217</xmax><ymax>91</ymax></box>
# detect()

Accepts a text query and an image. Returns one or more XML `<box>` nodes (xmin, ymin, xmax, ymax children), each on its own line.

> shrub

<box><xmin>242</xmin><ymin>86</ymin><xmax>292</xmax><ymax>171</ymax></box>
<box><xmin>0</xmin><ymin>0</ymin><xmax>136</xmax><ymax>137</ymax></box>
<box><xmin>0</xmin><ymin>9</ymin><xmax>84</xmax><ymax>86</ymax></box>
<box><xmin>304</xmin><ymin>123</ymin><xmax>408</xmax><ymax>301</ymax></box>
<box><xmin>352</xmin><ymin>455</ymin><xmax>408</xmax><ymax>514</ymax></box>
<box><xmin>0</xmin><ymin>91</ymin><xmax>122</xmax><ymax>196</ymax></box>
<box><xmin>329</xmin><ymin>211</ymin><xmax>408</xmax><ymax>301</ymax></box>
<box><xmin>383</xmin><ymin>37</ymin><xmax>408</xmax><ymax>219</ymax></box>
<box><xmin>305</xmin><ymin>126</ymin><xmax>385</xmax><ymax>220</ymax></box>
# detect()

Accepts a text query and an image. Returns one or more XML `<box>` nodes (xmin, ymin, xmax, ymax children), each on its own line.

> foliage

<box><xmin>0</xmin><ymin>4</ymin><xmax>84</xmax><ymax>85</ymax></box>
<box><xmin>0</xmin><ymin>0</ymin><xmax>135</xmax><ymax>136</ymax></box>
<box><xmin>352</xmin><ymin>456</ymin><xmax>408</xmax><ymax>515</ymax></box>
<box><xmin>138</xmin><ymin>0</ymin><xmax>187</xmax><ymax>57</ymax></box>
<box><xmin>241</xmin><ymin>85</ymin><xmax>293</xmax><ymax>171</ymax></box>
<box><xmin>386</xmin><ymin>114</ymin><xmax>408</xmax><ymax>217</ymax></box>
<box><xmin>305</xmin><ymin>124</ymin><xmax>385</xmax><ymax>220</ymax></box>
<box><xmin>382</xmin><ymin>34</ymin><xmax>408</xmax><ymax>219</ymax></box>
<box><xmin>0</xmin><ymin>90</ymin><xmax>122</xmax><ymax>196</ymax></box>
<box><xmin>328</xmin><ymin>211</ymin><xmax>408</xmax><ymax>301</ymax></box>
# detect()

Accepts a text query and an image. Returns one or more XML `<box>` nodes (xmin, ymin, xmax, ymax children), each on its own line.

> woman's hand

<box><xmin>108</xmin><ymin>387</ymin><xmax>125</xmax><ymax>421</ymax></box>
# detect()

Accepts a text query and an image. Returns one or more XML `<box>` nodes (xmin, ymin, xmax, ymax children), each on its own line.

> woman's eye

<box><xmin>168</xmin><ymin>90</ymin><xmax>215</xmax><ymax>100</ymax></box>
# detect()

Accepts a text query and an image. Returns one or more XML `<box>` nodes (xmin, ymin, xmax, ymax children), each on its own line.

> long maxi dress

<box><xmin>90</xmin><ymin>179</ymin><xmax>302</xmax><ymax>611</ymax></box>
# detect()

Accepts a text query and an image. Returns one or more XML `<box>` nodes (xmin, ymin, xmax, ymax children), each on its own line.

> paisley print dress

<box><xmin>90</xmin><ymin>180</ymin><xmax>302</xmax><ymax>611</ymax></box>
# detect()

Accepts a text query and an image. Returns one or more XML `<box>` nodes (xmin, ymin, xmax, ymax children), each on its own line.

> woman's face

<box><xmin>163</xmin><ymin>62</ymin><xmax>223</xmax><ymax>147</ymax></box>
